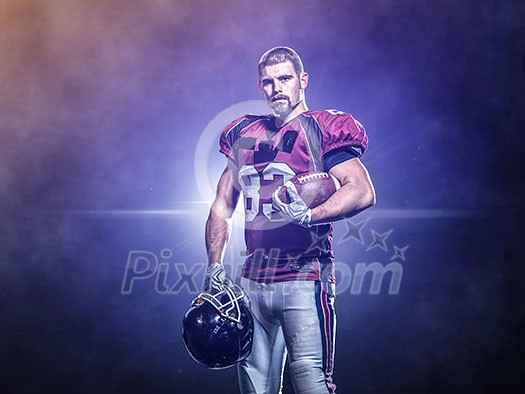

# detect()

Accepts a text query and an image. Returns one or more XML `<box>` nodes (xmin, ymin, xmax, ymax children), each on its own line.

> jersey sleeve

<box><xmin>219</xmin><ymin>119</ymin><xmax>239</xmax><ymax>159</ymax></box>
<box><xmin>219</xmin><ymin>117</ymin><xmax>246</xmax><ymax>161</ymax></box>
<box><xmin>315</xmin><ymin>110</ymin><xmax>368</xmax><ymax>157</ymax></box>
<box><xmin>219</xmin><ymin>115</ymin><xmax>263</xmax><ymax>163</ymax></box>
<box><xmin>323</xmin><ymin>146</ymin><xmax>360</xmax><ymax>172</ymax></box>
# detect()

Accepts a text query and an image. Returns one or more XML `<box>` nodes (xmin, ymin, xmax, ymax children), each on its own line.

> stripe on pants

<box><xmin>315</xmin><ymin>281</ymin><xmax>337</xmax><ymax>393</ymax></box>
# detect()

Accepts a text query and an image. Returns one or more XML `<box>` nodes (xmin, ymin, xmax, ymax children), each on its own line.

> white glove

<box><xmin>203</xmin><ymin>263</ymin><xmax>233</xmax><ymax>294</ymax></box>
<box><xmin>272</xmin><ymin>181</ymin><xmax>312</xmax><ymax>228</ymax></box>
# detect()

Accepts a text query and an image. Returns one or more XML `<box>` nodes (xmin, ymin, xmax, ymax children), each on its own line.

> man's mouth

<box><xmin>272</xmin><ymin>95</ymin><xmax>288</xmax><ymax>102</ymax></box>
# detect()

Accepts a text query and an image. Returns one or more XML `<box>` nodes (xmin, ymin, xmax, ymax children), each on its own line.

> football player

<box><xmin>204</xmin><ymin>46</ymin><xmax>376</xmax><ymax>393</ymax></box>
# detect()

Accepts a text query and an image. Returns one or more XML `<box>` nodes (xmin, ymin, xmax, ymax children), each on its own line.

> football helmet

<box><xmin>182</xmin><ymin>284</ymin><xmax>254</xmax><ymax>370</ymax></box>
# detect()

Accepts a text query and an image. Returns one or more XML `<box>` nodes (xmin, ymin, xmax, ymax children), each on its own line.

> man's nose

<box><xmin>273</xmin><ymin>80</ymin><xmax>283</xmax><ymax>93</ymax></box>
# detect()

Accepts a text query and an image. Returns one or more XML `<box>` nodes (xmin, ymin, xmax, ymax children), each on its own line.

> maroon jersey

<box><xmin>219</xmin><ymin>110</ymin><xmax>368</xmax><ymax>283</ymax></box>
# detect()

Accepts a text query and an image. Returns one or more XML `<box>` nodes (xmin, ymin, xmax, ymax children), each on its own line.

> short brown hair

<box><xmin>258</xmin><ymin>46</ymin><xmax>304</xmax><ymax>77</ymax></box>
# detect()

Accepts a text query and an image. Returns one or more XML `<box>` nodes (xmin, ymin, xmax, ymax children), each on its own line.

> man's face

<box><xmin>259</xmin><ymin>61</ymin><xmax>308</xmax><ymax>120</ymax></box>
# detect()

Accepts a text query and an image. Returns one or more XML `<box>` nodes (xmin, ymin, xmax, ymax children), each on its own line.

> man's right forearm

<box><xmin>205</xmin><ymin>163</ymin><xmax>239</xmax><ymax>268</ymax></box>
<box><xmin>205</xmin><ymin>210</ymin><xmax>232</xmax><ymax>267</ymax></box>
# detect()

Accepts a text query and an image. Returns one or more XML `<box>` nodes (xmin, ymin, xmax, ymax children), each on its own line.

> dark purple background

<box><xmin>1</xmin><ymin>1</ymin><xmax>524</xmax><ymax>393</ymax></box>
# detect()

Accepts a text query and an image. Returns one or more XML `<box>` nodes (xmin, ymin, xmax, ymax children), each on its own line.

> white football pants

<box><xmin>238</xmin><ymin>278</ymin><xmax>337</xmax><ymax>394</ymax></box>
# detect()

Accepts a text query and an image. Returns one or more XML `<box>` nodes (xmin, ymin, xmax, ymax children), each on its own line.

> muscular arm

<box><xmin>205</xmin><ymin>162</ymin><xmax>240</xmax><ymax>267</ymax></box>
<box><xmin>310</xmin><ymin>158</ymin><xmax>375</xmax><ymax>224</ymax></box>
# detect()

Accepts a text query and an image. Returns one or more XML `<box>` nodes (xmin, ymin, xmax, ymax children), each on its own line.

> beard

<box><xmin>268</xmin><ymin>92</ymin><xmax>302</xmax><ymax>118</ymax></box>
<box><xmin>269</xmin><ymin>98</ymin><xmax>292</xmax><ymax>117</ymax></box>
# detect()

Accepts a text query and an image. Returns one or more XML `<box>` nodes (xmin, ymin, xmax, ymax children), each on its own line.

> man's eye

<box><xmin>279</xmin><ymin>76</ymin><xmax>291</xmax><ymax>82</ymax></box>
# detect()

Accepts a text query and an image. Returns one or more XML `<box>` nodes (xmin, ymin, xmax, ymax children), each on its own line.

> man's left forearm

<box><xmin>310</xmin><ymin>157</ymin><xmax>376</xmax><ymax>224</ymax></box>
<box><xmin>310</xmin><ymin>181</ymin><xmax>375</xmax><ymax>224</ymax></box>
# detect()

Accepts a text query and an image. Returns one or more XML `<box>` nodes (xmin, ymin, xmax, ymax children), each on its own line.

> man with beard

<box><xmin>204</xmin><ymin>46</ymin><xmax>376</xmax><ymax>393</ymax></box>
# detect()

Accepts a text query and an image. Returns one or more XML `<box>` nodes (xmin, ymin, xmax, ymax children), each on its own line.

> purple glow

<box><xmin>1</xmin><ymin>1</ymin><xmax>523</xmax><ymax>393</ymax></box>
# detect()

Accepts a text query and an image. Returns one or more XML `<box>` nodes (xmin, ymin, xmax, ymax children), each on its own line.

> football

<box><xmin>277</xmin><ymin>171</ymin><xmax>340</xmax><ymax>208</ymax></box>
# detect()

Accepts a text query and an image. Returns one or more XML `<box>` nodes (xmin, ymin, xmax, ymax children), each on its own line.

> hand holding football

<box><xmin>277</xmin><ymin>171</ymin><xmax>340</xmax><ymax>209</ymax></box>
